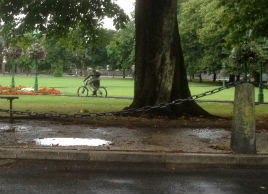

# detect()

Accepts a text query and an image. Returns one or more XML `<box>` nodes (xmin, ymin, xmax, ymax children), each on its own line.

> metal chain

<box><xmin>0</xmin><ymin>80</ymin><xmax>244</xmax><ymax>118</ymax></box>
<box><xmin>114</xmin><ymin>80</ymin><xmax>245</xmax><ymax>116</ymax></box>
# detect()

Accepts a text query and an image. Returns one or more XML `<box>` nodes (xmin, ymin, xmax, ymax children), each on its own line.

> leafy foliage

<box><xmin>178</xmin><ymin>0</ymin><xmax>268</xmax><ymax>78</ymax></box>
<box><xmin>221</xmin><ymin>0</ymin><xmax>268</xmax><ymax>45</ymax></box>
<box><xmin>229</xmin><ymin>40</ymin><xmax>268</xmax><ymax>76</ymax></box>
<box><xmin>5</xmin><ymin>45</ymin><xmax>23</xmax><ymax>59</ymax></box>
<box><xmin>0</xmin><ymin>0</ymin><xmax>129</xmax><ymax>45</ymax></box>
<box><xmin>27</xmin><ymin>43</ymin><xmax>45</xmax><ymax>60</ymax></box>
<box><xmin>106</xmin><ymin>20</ymin><xmax>135</xmax><ymax>70</ymax></box>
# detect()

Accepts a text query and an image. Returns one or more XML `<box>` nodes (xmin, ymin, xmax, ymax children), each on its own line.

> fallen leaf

<box><xmin>209</xmin><ymin>145</ymin><xmax>231</xmax><ymax>151</ymax></box>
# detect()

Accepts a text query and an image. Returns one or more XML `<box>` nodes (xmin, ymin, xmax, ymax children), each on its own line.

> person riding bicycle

<box><xmin>84</xmin><ymin>68</ymin><xmax>101</xmax><ymax>95</ymax></box>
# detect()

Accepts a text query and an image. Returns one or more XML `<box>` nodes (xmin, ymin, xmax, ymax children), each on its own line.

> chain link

<box><xmin>0</xmin><ymin>80</ymin><xmax>244</xmax><ymax>119</ymax></box>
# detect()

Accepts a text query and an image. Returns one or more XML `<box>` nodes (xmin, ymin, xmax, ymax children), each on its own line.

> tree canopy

<box><xmin>179</xmin><ymin>0</ymin><xmax>268</xmax><ymax>79</ymax></box>
<box><xmin>106</xmin><ymin>19</ymin><xmax>135</xmax><ymax>71</ymax></box>
<box><xmin>0</xmin><ymin>0</ymin><xmax>128</xmax><ymax>44</ymax></box>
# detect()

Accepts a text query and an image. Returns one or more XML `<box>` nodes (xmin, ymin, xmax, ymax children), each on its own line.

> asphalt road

<box><xmin>0</xmin><ymin>160</ymin><xmax>267</xmax><ymax>194</ymax></box>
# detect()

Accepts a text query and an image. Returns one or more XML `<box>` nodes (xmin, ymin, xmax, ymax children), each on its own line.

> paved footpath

<box><xmin>0</xmin><ymin>119</ymin><xmax>267</xmax><ymax>168</ymax></box>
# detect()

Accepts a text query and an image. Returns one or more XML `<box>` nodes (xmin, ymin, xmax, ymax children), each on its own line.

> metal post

<box><xmin>258</xmin><ymin>63</ymin><xmax>264</xmax><ymax>103</ymax></box>
<box><xmin>9</xmin><ymin>99</ymin><xmax>13</xmax><ymax>123</ymax></box>
<box><xmin>11</xmin><ymin>63</ymin><xmax>15</xmax><ymax>88</ymax></box>
<box><xmin>34</xmin><ymin>59</ymin><xmax>38</xmax><ymax>93</ymax></box>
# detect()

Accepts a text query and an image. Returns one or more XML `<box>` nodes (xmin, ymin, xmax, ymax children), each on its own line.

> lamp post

<box><xmin>34</xmin><ymin>57</ymin><xmax>38</xmax><ymax>93</ymax></box>
<box><xmin>6</xmin><ymin>46</ymin><xmax>22</xmax><ymax>89</ymax></box>
<box><xmin>11</xmin><ymin>62</ymin><xmax>15</xmax><ymax>88</ymax></box>
<box><xmin>33</xmin><ymin>30</ymin><xmax>39</xmax><ymax>93</ymax></box>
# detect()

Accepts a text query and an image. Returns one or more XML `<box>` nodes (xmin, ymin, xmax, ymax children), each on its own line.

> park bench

<box><xmin>0</xmin><ymin>96</ymin><xmax>19</xmax><ymax>123</ymax></box>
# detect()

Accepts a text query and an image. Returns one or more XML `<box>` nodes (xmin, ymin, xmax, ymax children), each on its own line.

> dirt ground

<box><xmin>1</xmin><ymin>114</ymin><xmax>267</xmax><ymax>130</ymax></box>
<box><xmin>0</xmin><ymin>115</ymin><xmax>267</xmax><ymax>154</ymax></box>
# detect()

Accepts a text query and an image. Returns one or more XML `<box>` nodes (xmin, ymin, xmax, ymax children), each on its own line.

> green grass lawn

<box><xmin>0</xmin><ymin>75</ymin><xmax>267</xmax><ymax>118</ymax></box>
<box><xmin>1</xmin><ymin>75</ymin><xmax>267</xmax><ymax>101</ymax></box>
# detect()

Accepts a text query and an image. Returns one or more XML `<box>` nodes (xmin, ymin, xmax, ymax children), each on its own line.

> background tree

<box><xmin>220</xmin><ymin>0</ymin><xmax>268</xmax><ymax>81</ymax></box>
<box><xmin>179</xmin><ymin>0</ymin><xmax>228</xmax><ymax>82</ymax></box>
<box><xmin>179</xmin><ymin>0</ymin><xmax>268</xmax><ymax>82</ymax></box>
<box><xmin>0</xmin><ymin>0</ymin><xmax>128</xmax><ymax>44</ymax></box>
<box><xmin>178</xmin><ymin>0</ymin><xmax>205</xmax><ymax>80</ymax></box>
<box><xmin>106</xmin><ymin>20</ymin><xmax>135</xmax><ymax>77</ymax></box>
<box><xmin>221</xmin><ymin>0</ymin><xmax>268</xmax><ymax>45</ymax></box>
<box><xmin>197</xmin><ymin>0</ymin><xmax>228</xmax><ymax>81</ymax></box>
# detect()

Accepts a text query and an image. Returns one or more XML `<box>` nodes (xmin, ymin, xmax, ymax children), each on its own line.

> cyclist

<box><xmin>84</xmin><ymin>68</ymin><xmax>101</xmax><ymax>95</ymax></box>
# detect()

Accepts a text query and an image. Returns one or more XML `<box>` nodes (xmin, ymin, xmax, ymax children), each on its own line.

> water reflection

<box><xmin>0</xmin><ymin>124</ymin><xmax>44</xmax><ymax>132</ymax></box>
<box><xmin>191</xmin><ymin>129</ymin><xmax>229</xmax><ymax>139</ymax></box>
<box><xmin>35</xmin><ymin>138</ymin><xmax>112</xmax><ymax>146</ymax></box>
<box><xmin>0</xmin><ymin>124</ymin><xmax>16</xmax><ymax>132</ymax></box>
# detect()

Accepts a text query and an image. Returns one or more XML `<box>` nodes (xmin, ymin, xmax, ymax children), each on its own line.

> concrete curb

<box><xmin>0</xmin><ymin>148</ymin><xmax>267</xmax><ymax>168</ymax></box>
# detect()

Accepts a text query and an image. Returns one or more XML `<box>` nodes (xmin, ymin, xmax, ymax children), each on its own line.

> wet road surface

<box><xmin>0</xmin><ymin>160</ymin><xmax>267</xmax><ymax>194</ymax></box>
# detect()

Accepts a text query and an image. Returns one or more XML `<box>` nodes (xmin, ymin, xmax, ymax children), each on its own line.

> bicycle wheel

<box><xmin>77</xmin><ymin>86</ymin><xmax>88</xmax><ymax>97</ymax></box>
<box><xmin>96</xmin><ymin>87</ymin><xmax>107</xmax><ymax>97</ymax></box>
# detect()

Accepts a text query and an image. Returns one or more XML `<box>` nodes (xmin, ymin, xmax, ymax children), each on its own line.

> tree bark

<box><xmin>229</xmin><ymin>74</ymin><xmax>235</xmax><ymax>82</ymax></box>
<box><xmin>1</xmin><ymin>61</ymin><xmax>4</xmax><ymax>74</ymax></box>
<box><xmin>122</xmin><ymin>69</ymin><xmax>126</xmax><ymax>78</ymax></box>
<box><xmin>199</xmin><ymin>74</ymin><xmax>202</xmax><ymax>83</ymax></box>
<box><xmin>129</xmin><ymin>0</ymin><xmax>209</xmax><ymax>117</ymax></box>
<box><xmin>213</xmin><ymin>73</ymin><xmax>217</xmax><ymax>82</ymax></box>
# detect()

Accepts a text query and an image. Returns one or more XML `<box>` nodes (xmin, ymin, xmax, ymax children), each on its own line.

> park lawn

<box><xmin>0</xmin><ymin>75</ymin><xmax>267</xmax><ymax>101</ymax></box>
<box><xmin>0</xmin><ymin>95</ymin><xmax>267</xmax><ymax>119</ymax></box>
<box><xmin>199</xmin><ymin>102</ymin><xmax>268</xmax><ymax>119</ymax></box>
<box><xmin>0</xmin><ymin>75</ymin><xmax>134</xmax><ymax>88</ymax></box>
<box><xmin>0</xmin><ymin>95</ymin><xmax>131</xmax><ymax>114</ymax></box>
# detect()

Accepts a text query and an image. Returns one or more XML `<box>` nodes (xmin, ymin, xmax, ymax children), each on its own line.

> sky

<box><xmin>103</xmin><ymin>0</ymin><xmax>135</xmax><ymax>30</ymax></box>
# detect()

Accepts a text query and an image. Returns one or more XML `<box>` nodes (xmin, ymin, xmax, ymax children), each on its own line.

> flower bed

<box><xmin>0</xmin><ymin>85</ymin><xmax>60</xmax><ymax>95</ymax></box>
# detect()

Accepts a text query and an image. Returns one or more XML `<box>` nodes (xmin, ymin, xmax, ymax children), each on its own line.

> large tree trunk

<box><xmin>129</xmin><ymin>0</ymin><xmax>208</xmax><ymax>117</ymax></box>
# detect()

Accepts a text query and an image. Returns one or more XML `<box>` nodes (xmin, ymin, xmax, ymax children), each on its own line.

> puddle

<box><xmin>0</xmin><ymin>123</ymin><xmax>52</xmax><ymax>132</ymax></box>
<box><xmin>0</xmin><ymin>124</ymin><xmax>27</xmax><ymax>132</ymax></box>
<box><xmin>107</xmin><ymin>179</ymin><xmax>136</xmax><ymax>185</ymax></box>
<box><xmin>0</xmin><ymin>124</ymin><xmax>16</xmax><ymax>132</ymax></box>
<box><xmin>190</xmin><ymin>128</ymin><xmax>229</xmax><ymax>139</ymax></box>
<box><xmin>34</xmin><ymin>138</ymin><xmax>112</xmax><ymax>147</ymax></box>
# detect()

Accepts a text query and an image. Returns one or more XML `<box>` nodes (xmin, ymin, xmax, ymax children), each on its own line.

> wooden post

<box><xmin>231</xmin><ymin>83</ymin><xmax>256</xmax><ymax>154</ymax></box>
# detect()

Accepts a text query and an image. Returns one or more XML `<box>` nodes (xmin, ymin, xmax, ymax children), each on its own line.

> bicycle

<box><xmin>77</xmin><ymin>78</ymin><xmax>107</xmax><ymax>97</ymax></box>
